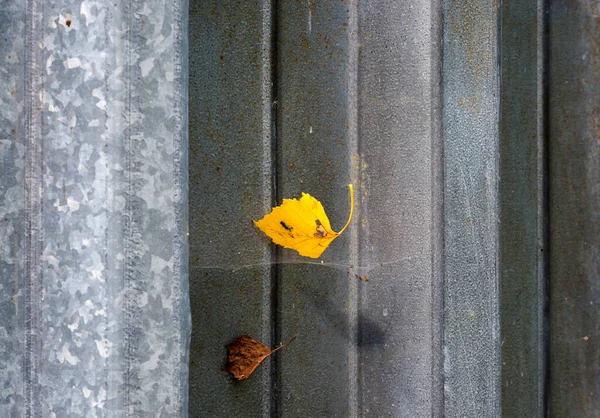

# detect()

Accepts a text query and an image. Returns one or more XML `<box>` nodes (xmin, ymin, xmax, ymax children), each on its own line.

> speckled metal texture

<box><xmin>442</xmin><ymin>0</ymin><xmax>501</xmax><ymax>415</ymax></box>
<box><xmin>548</xmin><ymin>1</ymin><xmax>600</xmax><ymax>416</ymax></box>
<box><xmin>353</xmin><ymin>1</ymin><xmax>444</xmax><ymax>415</ymax></box>
<box><xmin>0</xmin><ymin>0</ymin><xmax>190</xmax><ymax>416</ymax></box>
<box><xmin>275</xmin><ymin>1</ymin><xmax>359</xmax><ymax>416</ymax></box>
<box><xmin>276</xmin><ymin>0</ymin><xmax>443</xmax><ymax>415</ymax></box>
<box><xmin>189</xmin><ymin>0</ymin><xmax>500</xmax><ymax>417</ymax></box>
<box><xmin>0</xmin><ymin>1</ymin><xmax>29</xmax><ymax>415</ymax></box>
<box><xmin>188</xmin><ymin>1</ymin><xmax>274</xmax><ymax>416</ymax></box>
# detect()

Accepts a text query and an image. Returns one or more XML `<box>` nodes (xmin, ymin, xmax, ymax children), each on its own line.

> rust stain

<box><xmin>458</xmin><ymin>95</ymin><xmax>481</xmax><ymax>110</ymax></box>
<box><xmin>300</xmin><ymin>34</ymin><xmax>310</xmax><ymax>50</ymax></box>
<box><xmin>65</xmin><ymin>11</ymin><xmax>72</xmax><ymax>28</ymax></box>
<box><xmin>449</xmin><ymin>0</ymin><xmax>497</xmax><ymax>113</ymax></box>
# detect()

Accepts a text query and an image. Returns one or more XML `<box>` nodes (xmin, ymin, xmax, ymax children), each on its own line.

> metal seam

<box><xmin>24</xmin><ymin>0</ymin><xmax>42</xmax><ymax>415</ymax></box>
<box><xmin>346</xmin><ymin>1</ymin><xmax>360</xmax><ymax>416</ymax></box>
<box><xmin>269</xmin><ymin>0</ymin><xmax>281</xmax><ymax>416</ymax></box>
<box><xmin>172</xmin><ymin>0</ymin><xmax>188</xmax><ymax>414</ymax></box>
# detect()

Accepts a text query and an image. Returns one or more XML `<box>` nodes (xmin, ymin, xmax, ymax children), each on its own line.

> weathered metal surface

<box><xmin>189</xmin><ymin>0</ymin><xmax>501</xmax><ymax>417</ymax></box>
<box><xmin>548</xmin><ymin>2</ymin><xmax>600</xmax><ymax>416</ymax></box>
<box><xmin>0</xmin><ymin>0</ymin><xmax>189</xmax><ymax>416</ymax></box>
<box><xmin>188</xmin><ymin>1</ymin><xmax>274</xmax><ymax>416</ymax></box>
<box><xmin>500</xmin><ymin>0</ymin><xmax>547</xmax><ymax>416</ymax></box>
<box><xmin>354</xmin><ymin>1</ymin><xmax>443</xmax><ymax>416</ymax></box>
<box><xmin>276</xmin><ymin>1</ymin><xmax>358</xmax><ymax>416</ymax></box>
<box><xmin>276</xmin><ymin>0</ymin><xmax>445</xmax><ymax>415</ymax></box>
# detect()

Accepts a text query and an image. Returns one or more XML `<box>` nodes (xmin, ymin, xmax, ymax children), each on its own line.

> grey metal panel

<box><xmin>548</xmin><ymin>2</ymin><xmax>600</xmax><ymax>416</ymax></box>
<box><xmin>442</xmin><ymin>0</ymin><xmax>501</xmax><ymax>416</ymax></box>
<box><xmin>188</xmin><ymin>1</ymin><xmax>274</xmax><ymax>416</ymax></box>
<box><xmin>0</xmin><ymin>0</ymin><xmax>190</xmax><ymax>416</ymax></box>
<box><xmin>500</xmin><ymin>1</ymin><xmax>547</xmax><ymax>416</ymax></box>
<box><xmin>188</xmin><ymin>0</ymin><xmax>501</xmax><ymax>417</ymax></box>
<box><xmin>356</xmin><ymin>1</ymin><xmax>442</xmax><ymax>417</ymax></box>
<box><xmin>276</xmin><ymin>1</ymin><xmax>357</xmax><ymax>417</ymax></box>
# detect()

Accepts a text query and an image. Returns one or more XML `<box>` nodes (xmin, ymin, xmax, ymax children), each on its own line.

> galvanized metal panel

<box><xmin>548</xmin><ymin>2</ymin><xmax>600</xmax><ymax>416</ymax></box>
<box><xmin>0</xmin><ymin>2</ymin><xmax>28</xmax><ymax>415</ymax></box>
<box><xmin>0</xmin><ymin>0</ymin><xmax>190</xmax><ymax>416</ymax></box>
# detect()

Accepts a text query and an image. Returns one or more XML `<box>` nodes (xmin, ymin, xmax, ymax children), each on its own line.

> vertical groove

<box><xmin>260</xmin><ymin>0</ymin><xmax>276</xmax><ymax>417</ymax></box>
<box><xmin>269</xmin><ymin>0</ymin><xmax>280</xmax><ymax>416</ymax></box>
<box><xmin>124</xmin><ymin>1</ymin><xmax>144</xmax><ymax>414</ymax></box>
<box><xmin>24</xmin><ymin>0</ymin><xmax>42</xmax><ymax>416</ymax></box>
<box><xmin>124</xmin><ymin>0</ymin><xmax>133</xmax><ymax>411</ymax></box>
<box><xmin>346</xmin><ymin>1</ymin><xmax>359</xmax><ymax>417</ymax></box>
<box><xmin>355</xmin><ymin>2</ymin><xmax>365</xmax><ymax>411</ymax></box>
<box><xmin>102</xmin><ymin>3</ymin><xmax>111</xmax><ymax>412</ymax></box>
<box><xmin>539</xmin><ymin>0</ymin><xmax>550</xmax><ymax>415</ymax></box>
<box><xmin>431</xmin><ymin>0</ymin><xmax>445</xmax><ymax>415</ymax></box>
<box><xmin>172</xmin><ymin>0</ymin><xmax>189</xmax><ymax>414</ymax></box>
<box><xmin>495</xmin><ymin>5</ymin><xmax>504</xmax><ymax>415</ymax></box>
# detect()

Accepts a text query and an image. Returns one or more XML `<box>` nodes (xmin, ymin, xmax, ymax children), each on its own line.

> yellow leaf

<box><xmin>253</xmin><ymin>184</ymin><xmax>354</xmax><ymax>258</ymax></box>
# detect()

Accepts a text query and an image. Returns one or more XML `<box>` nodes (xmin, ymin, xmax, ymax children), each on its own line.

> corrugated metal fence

<box><xmin>189</xmin><ymin>0</ymin><xmax>598</xmax><ymax>417</ymax></box>
<box><xmin>0</xmin><ymin>0</ymin><xmax>598</xmax><ymax>416</ymax></box>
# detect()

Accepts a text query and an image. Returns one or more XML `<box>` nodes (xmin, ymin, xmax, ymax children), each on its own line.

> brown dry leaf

<box><xmin>225</xmin><ymin>335</ymin><xmax>296</xmax><ymax>380</ymax></box>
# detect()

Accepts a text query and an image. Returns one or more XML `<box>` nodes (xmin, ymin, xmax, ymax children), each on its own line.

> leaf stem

<box><xmin>271</xmin><ymin>335</ymin><xmax>297</xmax><ymax>353</ymax></box>
<box><xmin>337</xmin><ymin>184</ymin><xmax>355</xmax><ymax>235</ymax></box>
